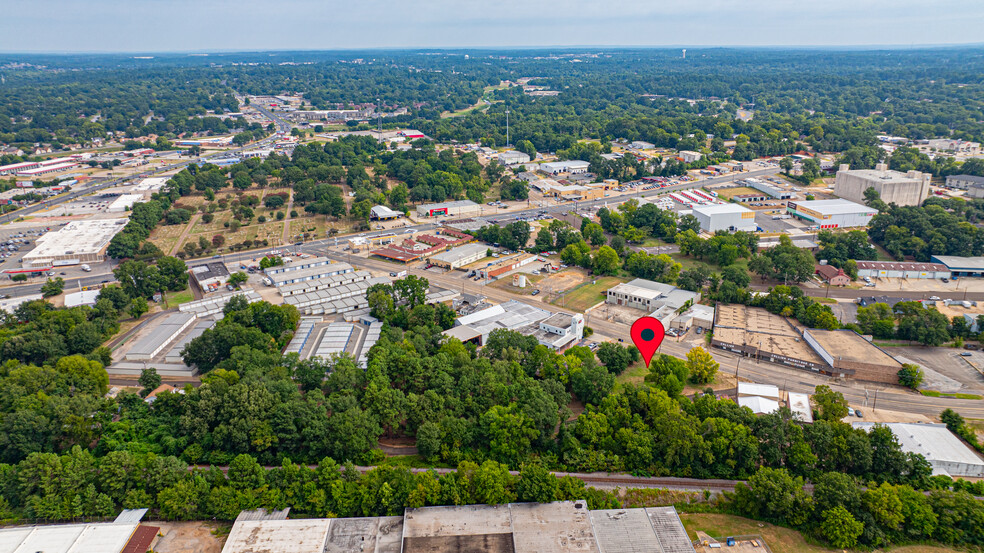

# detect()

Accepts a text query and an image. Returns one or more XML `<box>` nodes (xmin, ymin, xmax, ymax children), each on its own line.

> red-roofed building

<box><xmin>816</xmin><ymin>264</ymin><xmax>850</xmax><ymax>286</ymax></box>
<box><xmin>371</xmin><ymin>228</ymin><xmax>473</xmax><ymax>263</ymax></box>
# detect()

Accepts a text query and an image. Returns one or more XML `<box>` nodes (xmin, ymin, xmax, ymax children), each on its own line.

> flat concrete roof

<box><xmin>692</xmin><ymin>203</ymin><xmax>752</xmax><ymax>215</ymax></box>
<box><xmin>221</xmin><ymin>519</ymin><xmax>331</xmax><ymax>553</ymax></box>
<box><xmin>808</xmin><ymin>329</ymin><xmax>901</xmax><ymax>368</ymax></box>
<box><xmin>429</xmin><ymin>243</ymin><xmax>489</xmax><ymax>265</ymax></box>
<box><xmin>22</xmin><ymin>218</ymin><xmax>128</xmax><ymax>261</ymax></box>
<box><xmin>931</xmin><ymin>255</ymin><xmax>984</xmax><ymax>271</ymax></box>
<box><xmin>788</xmin><ymin>198</ymin><xmax>875</xmax><ymax>215</ymax></box>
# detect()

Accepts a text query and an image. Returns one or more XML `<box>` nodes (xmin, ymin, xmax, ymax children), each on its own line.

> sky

<box><xmin>2</xmin><ymin>0</ymin><xmax>984</xmax><ymax>53</ymax></box>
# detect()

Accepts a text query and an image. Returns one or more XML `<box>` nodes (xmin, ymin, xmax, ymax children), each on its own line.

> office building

<box><xmin>691</xmin><ymin>203</ymin><xmax>756</xmax><ymax>232</ymax></box>
<box><xmin>945</xmin><ymin>174</ymin><xmax>984</xmax><ymax>190</ymax></box>
<box><xmin>606</xmin><ymin>278</ymin><xmax>700</xmax><ymax>313</ymax></box>
<box><xmin>834</xmin><ymin>163</ymin><xmax>930</xmax><ymax>206</ymax></box>
<box><xmin>786</xmin><ymin>198</ymin><xmax>877</xmax><ymax>229</ymax></box>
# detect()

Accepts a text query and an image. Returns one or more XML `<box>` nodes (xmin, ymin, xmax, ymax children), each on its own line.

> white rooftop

<box><xmin>692</xmin><ymin>203</ymin><xmax>753</xmax><ymax>215</ymax></box>
<box><xmin>64</xmin><ymin>289</ymin><xmax>101</xmax><ymax>307</ymax></box>
<box><xmin>738</xmin><ymin>396</ymin><xmax>780</xmax><ymax>414</ymax></box>
<box><xmin>790</xmin><ymin>198</ymin><xmax>876</xmax><ymax>215</ymax></box>
<box><xmin>0</xmin><ymin>523</ymin><xmax>139</xmax><ymax>553</ymax></box>
<box><xmin>787</xmin><ymin>392</ymin><xmax>814</xmax><ymax>424</ymax></box>
<box><xmin>737</xmin><ymin>382</ymin><xmax>780</xmax><ymax>399</ymax></box>
<box><xmin>22</xmin><ymin>218</ymin><xmax>128</xmax><ymax>261</ymax></box>
<box><xmin>853</xmin><ymin>422</ymin><xmax>984</xmax><ymax>476</ymax></box>
<box><xmin>221</xmin><ymin>519</ymin><xmax>331</xmax><ymax>553</ymax></box>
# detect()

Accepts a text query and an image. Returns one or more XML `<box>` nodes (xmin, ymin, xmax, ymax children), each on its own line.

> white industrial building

<box><xmin>21</xmin><ymin>218</ymin><xmax>128</xmax><ymax>268</ymax></box>
<box><xmin>125</xmin><ymin>312</ymin><xmax>197</xmax><ymax>361</ymax></box>
<box><xmin>264</xmin><ymin>257</ymin><xmax>336</xmax><ymax>276</ymax></box>
<box><xmin>0</xmin><ymin>519</ymin><xmax>158</xmax><ymax>553</ymax></box>
<box><xmin>736</xmin><ymin>382</ymin><xmax>781</xmax><ymax>415</ymax></box>
<box><xmin>442</xmin><ymin>300</ymin><xmax>584</xmax><ymax>350</ymax></box>
<box><xmin>787</xmin><ymin>392</ymin><xmax>814</xmax><ymax>423</ymax></box>
<box><xmin>678</xmin><ymin>150</ymin><xmax>702</xmax><ymax>163</ymax></box>
<box><xmin>606</xmin><ymin>278</ymin><xmax>701</xmax><ymax>329</ymax></box>
<box><xmin>429</xmin><ymin>243</ymin><xmax>489</xmax><ymax>269</ymax></box>
<box><xmin>742</xmin><ymin>178</ymin><xmax>793</xmax><ymax>199</ymax></box>
<box><xmin>416</xmin><ymin>200</ymin><xmax>481</xmax><ymax>218</ymax></box>
<box><xmin>539</xmin><ymin>160</ymin><xmax>591</xmax><ymax>175</ymax></box>
<box><xmin>498</xmin><ymin>150</ymin><xmax>532</xmax><ymax>166</ymax></box>
<box><xmin>834</xmin><ymin>163</ymin><xmax>930</xmax><ymax>207</ymax></box>
<box><xmin>855</xmin><ymin>261</ymin><xmax>950</xmax><ymax>280</ymax></box>
<box><xmin>132</xmin><ymin>177</ymin><xmax>169</xmax><ymax>192</ymax></box>
<box><xmin>786</xmin><ymin>198</ymin><xmax>877</xmax><ymax>229</ymax></box>
<box><xmin>692</xmin><ymin>203</ymin><xmax>756</xmax><ymax>232</ymax></box>
<box><xmin>107</xmin><ymin>193</ymin><xmax>142</xmax><ymax>212</ymax></box>
<box><xmin>268</xmin><ymin>264</ymin><xmax>354</xmax><ymax>287</ymax></box>
<box><xmin>854</xmin><ymin>422</ymin><xmax>984</xmax><ymax>478</ymax></box>
<box><xmin>64</xmin><ymin>289</ymin><xmax>101</xmax><ymax>307</ymax></box>
<box><xmin>370</xmin><ymin>205</ymin><xmax>404</xmax><ymax>220</ymax></box>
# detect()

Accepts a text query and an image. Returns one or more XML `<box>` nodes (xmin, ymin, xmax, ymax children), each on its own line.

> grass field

<box><xmin>551</xmin><ymin>276</ymin><xmax>628</xmax><ymax>312</ymax></box>
<box><xmin>164</xmin><ymin>289</ymin><xmax>196</xmax><ymax>308</ymax></box>
<box><xmin>920</xmin><ymin>390</ymin><xmax>982</xmax><ymax>400</ymax></box>
<box><xmin>679</xmin><ymin>513</ymin><xmax>957</xmax><ymax>553</ymax></box>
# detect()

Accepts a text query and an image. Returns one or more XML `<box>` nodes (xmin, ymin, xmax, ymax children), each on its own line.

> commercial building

<box><xmin>416</xmin><ymin>200</ymin><xmax>481</xmax><ymax>218</ymax></box>
<box><xmin>107</xmin><ymin>193</ymin><xmax>142</xmax><ymax>212</ymax></box>
<box><xmin>132</xmin><ymin>177</ymin><xmax>169</xmax><ymax>192</ymax></box>
<box><xmin>498</xmin><ymin>150</ymin><xmax>532</xmax><ymax>166</ymax></box>
<box><xmin>787</xmin><ymin>392</ymin><xmax>814</xmax><ymax>423</ymax></box>
<box><xmin>736</xmin><ymin>382</ymin><xmax>780</xmax><ymax>415</ymax></box>
<box><xmin>0</xmin><ymin>519</ymin><xmax>158</xmax><ymax>553</ymax></box>
<box><xmin>263</xmin><ymin>257</ymin><xmax>336</xmax><ymax>276</ymax></box>
<box><xmin>678</xmin><ymin>150</ymin><xmax>702</xmax><ymax>163</ymax></box>
<box><xmin>539</xmin><ymin>160</ymin><xmax>591</xmax><ymax>175</ymax></box>
<box><xmin>178</xmin><ymin>290</ymin><xmax>262</xmax><ymax>318</ymax></box>
<box><xmin>64</xmin><ymin>289</ymin><xmax>101</xmax><ymax>307</ymax></box>
<box><xmin>531</xmin><ymin>179</ymin><xmax>607</xmax><ymax>201</ymax></box>
<box><xmin>606</xmin><ymin>278</ymin><xmax>700</xmax><ymax>313</ymax></box>
<box><xmin>21</xmin><ymin>218</ymin><xmax>128</xmax><ymax>268</ymax></box>
<box><xmin>855</xmin><ymin>261</ymin><xmax>950</xmax><ymax>280</ymax></box>
<box><xmin>815</xmin><ymin>264</ymin><xmax>850</xmax><ymax>286</ymax></box>
<box><xmin>930</xmin><ymin>255</ymin><xmax>984</xmax><ymax>278</ymax></box>
<box><xmin>630</xmin><ymin>140</ymin><xmax>655</xmax><ymax>150</ymax></box>
<box><xmin>443</xmin><ymin>300</ymin><xmax>584</xmax><ymax>350</ymax></box>
<box><xmin>785</xmin><ymin>198</ymin><xmax>877</xmax><ymax>229</ymax></box>
<box><xmin>276</xmin><ymin>270</ymin><xmax>373</xmax><ymax>297</ymax></box>
<box><xmin>0</xmin><ymin>161</ymin><xmax>41</xmax><ymax>176</ymax></box>
<box><xmin>370</xmin><ymin>205</ymin><xmax>403</xmax><ymax>220</ymax></box>
<box><xmin>220</xmin><ymin>502</ymin><xmax>694</xmax><ymax>553</ymax></box>
<box><xmin>15</xmin><ymin>161</ymin><xmax>79</xmax><ymax>176</ymax></box>
<box><xmin>268</xmin><ymin>264</ymin><xmax>353</xmax><ymax>287</ymax></box>
<box><xmin>712</xmin><ymin>304</ymin><xmax>903</xmax><ymax>384</ymax></box>
<box><xmin>691</xmin><ymin>203</ymin><xmax>756</xmax><ymax>232</ymax></box>
<box><xmin>742</xmin><ymin>178</ymin><xmax>793</xmax><ymax>199</ymax></box>
<box><xmin>945</xmin><ymin>174</ymin><xmax>984</xmax><ymax>190</ymax></box>
<box><xmin>671</xmin><ymin>304</ymin><xmax>715</xmax><ymax>332</ymax></box>
<box><xmin>371</xmin><ymin>228</ymin><xmax>473</xmax><ymax>263</ymax></box>
<box><xmin>854</xmin><ymin>422</ymin><xmax>984</xmax><ymax>478</ymax></box>
<box><xmin>189</xmin><ymin>262</ymin><xmax>231</xmax><ymax>292</ymax></box>
<box><xmin>429</xmin><ymin>243</ymin><xmax>489</xmax><ymax>270</ymax></box>
<box><xmin>479</xmin><ymin>253</ymin><xmax>539</xmax><ymax>279</ymax></box>
<box><xmin>834</xmin><ymin>163</ymin><xmax>930</xmax><ymax>207</ymax></box>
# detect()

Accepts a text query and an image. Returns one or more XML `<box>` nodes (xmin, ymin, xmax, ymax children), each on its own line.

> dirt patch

<box><xmin>537</xmin><ymin>269</ymin><xmax>589</xmax><ymax>297</ymax></box>
<box><xmin>152</xmin><ymin>521</ymin><xmax>227</xmax><ymax>553</ymax></box>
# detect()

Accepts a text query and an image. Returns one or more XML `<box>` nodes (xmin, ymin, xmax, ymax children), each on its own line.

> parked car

<box><xmin>960</xmin><ymin>352</ymin><xmax>973</xmax><ymax>357</ymax></box>
<box><xmin>531</xmin><ymin>289</ymin><xmax>540</xmax><ymax>296</ymax></box>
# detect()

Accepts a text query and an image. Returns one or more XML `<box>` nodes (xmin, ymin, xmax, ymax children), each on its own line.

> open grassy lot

<box><xmin>715</xmin><ymin>187</ymin><xmax>761</xmax><ymax>199</ymax></box>
<box><xmin>551</xmin><ymin>275</ymin><xmax>629</xmax><ymax>312</ymax></box>
<box><xmin>679</xmin><ymin>513</ymin><xmax>957</xmax><ymax>553</ymax></box>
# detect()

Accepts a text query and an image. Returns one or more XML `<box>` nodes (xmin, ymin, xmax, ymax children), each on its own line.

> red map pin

<box><xmin>631</xmin><ymin>316</ymin><xmax>665</xmax><ymax>368</ymax></box>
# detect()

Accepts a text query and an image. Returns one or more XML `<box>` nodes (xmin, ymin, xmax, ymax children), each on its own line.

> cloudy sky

<box><xmin>2</xmin><ymin>0</ymin><xmax>983</xmax><ymax>52</ymax></box>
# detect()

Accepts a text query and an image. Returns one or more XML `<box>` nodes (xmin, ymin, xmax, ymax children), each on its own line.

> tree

<box><xmin>515</xmin><ymin>139</ymin><xmax>537</xmax><ymax>161</ymax></box>
<box><xmin>582</xmin><ymin>223</ymin><xmax>606</xmax><ymax>247</ymax></box>
<box><xmin>516</xmin><ymin>462</ymin><xmax>558</xmax><ymax>504</ymax></box>
<box><xmin>228</xmin><ymin>272</ymin><xmax>248</xmax><ymax>287</ymax></box>
<box><xmin>821</xmin><ymin>506</ymin><xmax>864</xmax><ymax>549</ymax></box>
<box><xmin>212</xmin><ymin>235</ymin><xmax>225</xmax><ymax>248</ymax></box>
<box><xmin>596</xmin><ymin>342</ymin><xmax>636</xmax><ymax>375</ymax></box>
<box><xmin>813</xmin><ymin>385</ymin><xmax>849</xmax><ymax>421</ymax></box>
<box><xmin>127</xmin><ymin>297</ymin><xmax>149</xmax><ymax>319</ymax></box>
<box><xmin>114</xmin><ymin>260</ymin><xmax>161</xmax><ymax>299</ymax></box>
<box><xmin>686</xmin><ymin>346</ymin><xmax>719</xmax><ymax>384</ymax></box>
<box><xmin>644</xmin><ymin>354</ymin><xmax>688</xmax><ymax>397</ymax></box>
<box><xmin>897</xmin><ymin>364</ymin><xmax>924</xmax><ymax>389</ymax></box>
<box><xmin>570</xmin><ymin>364</ymin><xmax>614</xmax><ymax>406</ymax></box>
<box><xmin>264</xmin><ymin>194</ymin><xmax>285</xmax><ymax>209</ymax></box>
<box><xmin>156</xmin><ymin>256</ymin><xmax>189</xmax><ymax>291</ymax></box>
<box><xmin>40</xmin><ymin>277</ymin><xmax>65</xmax><ymax>298</ymax></box>
<box><xmin>592</xmin><ymin>246</ymin><xmax>620</xmax><ymax>276</ymax></box>
<box><xmin>733</xmin><ymin>467</ymin><xmax>813</xmax><ymax>526</ymax></box>
<box><xmin>138</xmin><ymin>367</ymin><xmax>161</xmax><ymax>397</ymax></box>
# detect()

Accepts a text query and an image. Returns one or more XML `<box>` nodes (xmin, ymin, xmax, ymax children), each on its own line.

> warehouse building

<box><xmin>712</xmin><ymin>304</ymin><xmax>904</xmax><ymax>384</ymax></box>
<box><xmin>268</xmin><ymin>263</ymin><xmax>354</xmax><ymax>287</ymax></box>
<box><xmin>443</xmin><ymin>300</ymin><xmax>584</xmax><ymax>350</ymax></box>
<box><xmin>930</xmin><ymin>255</ymin><xmax>984</xmax><ymax>278</ymax></box>
<box><xmin>370</xmin><ymin>205</ymin><xmax>404</xmax><ymax>220</ymax></box>
<box><xmin>15</xmin><ymin>161</ymin><xmax>79</xmax><ymax>176</ymax></box>
<box><xmin>22</xmin><ymin>218</ymin><xmax>128</xmax><ymax>268</ymax></box>
<box><xmin>691</xmin><ymin>203</ymin><xmax>756</xmax><ymax>232</ymax></box>
<box><xmin>742</xmin><ymin>178</ymin><xmax>793</xmax><ymax>199</ymax></box>
<box><xmin>107</xmin><ymin>193</ymin><xmax>142</xmax><ymax>212</ymax></box>
<box><xmin>125</xmin><ymin>312</ymin><xmax>197</xmax><ymax>361</ymax></box>
<box><xmin>539</xmin><ymin>160</ymin><xmax>591</xmax><ymax>175</ymax></box>
<box><xmin>854</xmin><ymin>422</ymin><xmax>984</xmax><ymax>478</ymax></box>
<box><xmin>429</xmin><ymin>243</ymin><xmax>489</xmax><ymax>269</ymax></box>
<box><xmin>220</xmin><ymin>502</ymin><xmax>694</xmax><ymax>553</ymax></box>
<box><xmin>189</xmin><ymin>262</ymin><xmax>230</xmax><ymax>292</ymax></box>
<box><xmin>834</xmin><ymin>163</ymin><xmax>930</xmax><ymax>207</ymax></box>
<box><xmin>678</xmin><ymin>150</ymin><xmax>702</xmax><ymax>163</ymax></box>
<box><xmin>0</xmin><ymin>519</ymin><xmax>158</xmax><ymax>553</ymax></box>
<box><xmin>498</xmin><ymin>150</ymin><xmax>532</xmax><ymax>166</ymax></box>
<box><xmin>277</xmin><ymin>270</ymin><xmax>373</xmax><ymax>297</ymax></box>
<box><xmin>479</xmin><ymin>253</ymin><xmax>539</xmax><ymax>279</ymax></box>
<box><xmin>263</xmin><ymin>257</ymin><xmax>336</xmax><ymax>276</ymax></box>
<box><xmin>786</xmin><ymin>198</ymin><xmax>877</xmax><ymax>229</ymax></box>
<box><xmin>179</xmin><ymin>290</ymin><xmax>262</xmax><ymax>318</ymax></box>
<box><xmin>945</xmin><ymin>174</ymin><xmax>984</xmax><ymax>190</ymax></box>
<box><xmin>856</xmin><ymin>261</ymin><xmax>950</xmax><ymax>280</ymax></box>
<box><xmin>416</xmin><ymin>200</ymin><xmax>481</xmax><ymax>218</ymax></box>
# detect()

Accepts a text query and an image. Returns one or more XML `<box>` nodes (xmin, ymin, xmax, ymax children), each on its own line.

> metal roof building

<box><xmin>856</xmin><ymin>260</ymin><xmax>950</xmax><ymax>280</ymax></box>
<box><xmin>692</xmin><ymin>203</ymin><xmax>756</xmax><ymax>232</ymax></box>
<box><xmin>264</xmin><ymin>257</ymin><xmax>337</xmax><ymax>276</ymax></box>
<box><xmin>370</xmin><ymin>205</ymin><xmax>404</xmax><ymax>220</ymax></box>
<box><xmin>854</xmin><ymin>422</ymin><xmax>984</xmax><ymax>478</ymax></box>
<box><xmin>416</xmin><ymin>200</ymin><xmax>481</xmax><ymax>218</ymax></box>
<box><xmin>429</xmin><ymin>243</ymin><xmax>489</xmax><ymax>269</ymax></box>
<box><xmin>930</xmin><ymin>255</ymin><xmax>984</xmax><ymax>277</ymax></box>
<box><xmin>786</xmin><ymin>198</ymin><xmax>877</xmax><ymax>229</ymax></box>
<box><xmin>0</xmin><ymin>522</ymin><xmax>152</xmax><ymax>553</ymax></box>
<box><xmin>124</xmin><ymin>312</ymin><xmax>197</xmax><ymax>361</ymax></box>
